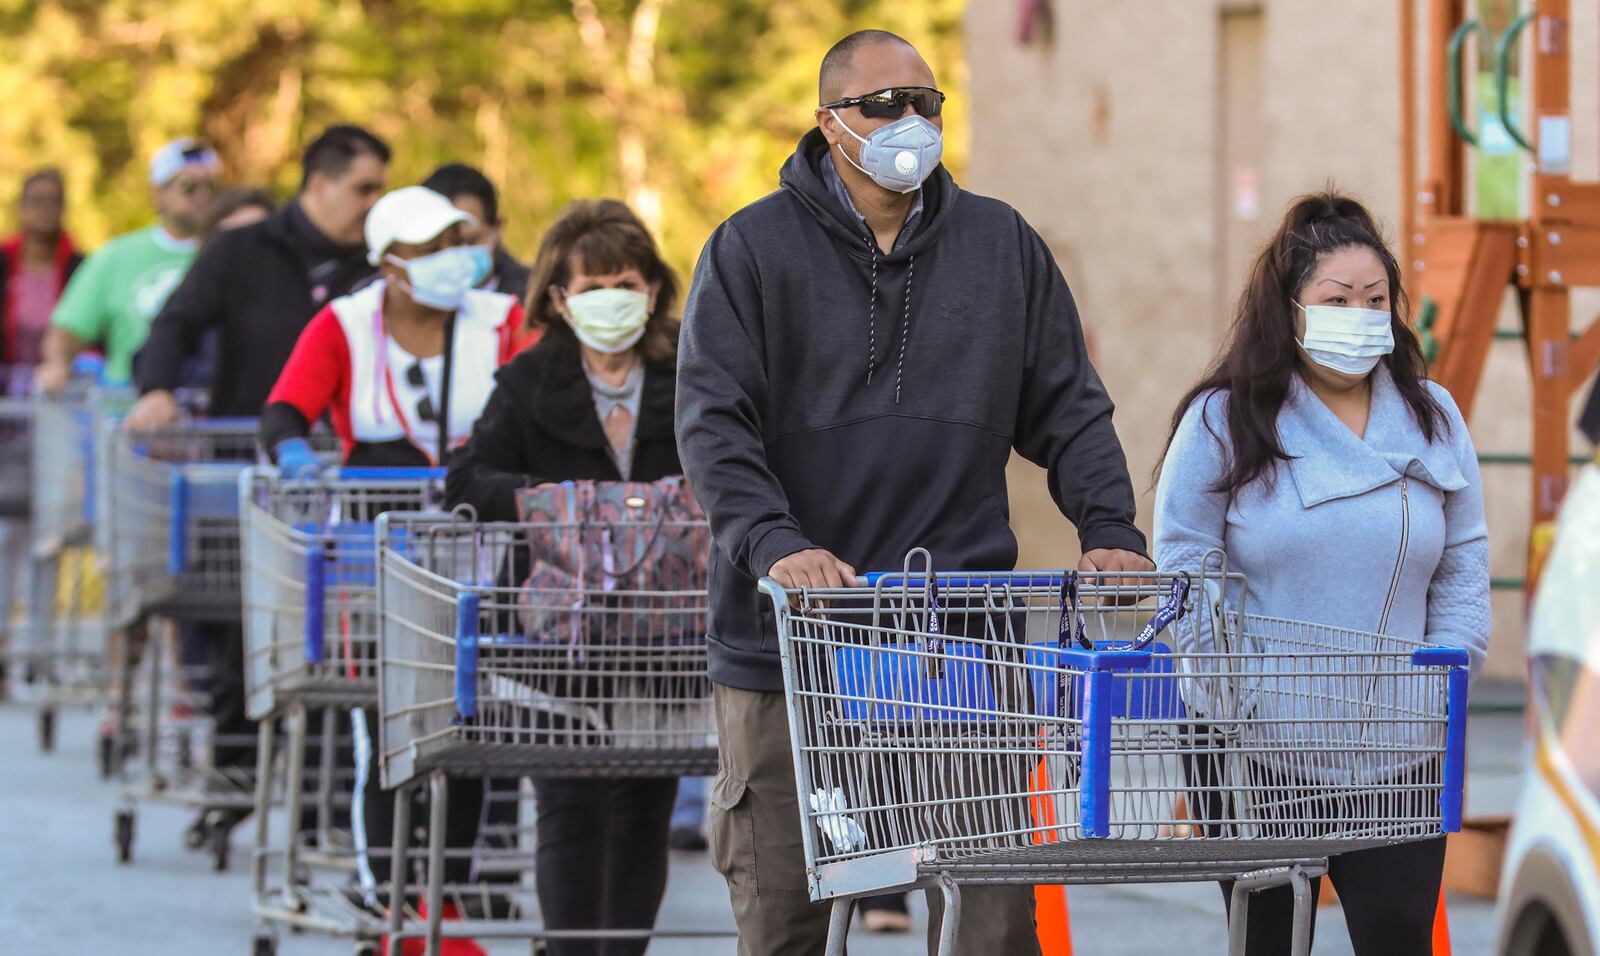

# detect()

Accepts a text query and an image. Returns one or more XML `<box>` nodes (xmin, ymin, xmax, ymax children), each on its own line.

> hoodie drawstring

<box><xmin>865</xmin><ymin>237</ymin><xmax>915</xmax><ymax>404</ymax></box>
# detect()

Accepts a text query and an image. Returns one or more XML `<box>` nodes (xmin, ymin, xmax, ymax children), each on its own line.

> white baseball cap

<box><xmin>149</xmin><ymin>138</ymin><xmax>221</xmax><ymax>186</ymax></box>
<box><xmin>364</xmin><ymin>186</ymin><xmax>476</xmax><ymax>265</ymax></box>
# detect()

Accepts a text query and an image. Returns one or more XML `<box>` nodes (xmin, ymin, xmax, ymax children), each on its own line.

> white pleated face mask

<box><xmin>1295</xmin><ymin>302</ymin><xmax>1395</xmax><ymax>376</ymax></box>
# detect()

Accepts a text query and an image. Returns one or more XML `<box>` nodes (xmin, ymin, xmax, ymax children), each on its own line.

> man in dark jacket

<box><xmin>117</xmin><ymin>125</ymin><xmax>388</xmax><ymax>844</ymax></box>
<box><xmin>124</xmin><ymin>124</ymin><xmax>389</xmax><ymax>426</ymax></box>
<box><xmin>676</xmin><ymin>30</ymin><xmax>1152</xmax><ymax>955</ymax></box>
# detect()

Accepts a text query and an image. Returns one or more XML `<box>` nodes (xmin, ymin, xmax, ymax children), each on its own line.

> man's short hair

<box><xmin>421</xmin><ymin>163</ymin><xmax>500</xmax><ymax>226</ymax></box>
<box><xmin>819</xmin><ymin>29</ymin><xmax>914</xmax><ymax>103</ymax></box>
<box><xmin>300</xmin><ymin>125</ymin><xmax>391</xmax><ymax>189</ymax></box>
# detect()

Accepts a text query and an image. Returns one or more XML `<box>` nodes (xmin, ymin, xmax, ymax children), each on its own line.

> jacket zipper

<box><xmin>1377</xmin><ymin>476</ymin><xmax>1410</xmax><ymax>633</ymax></box>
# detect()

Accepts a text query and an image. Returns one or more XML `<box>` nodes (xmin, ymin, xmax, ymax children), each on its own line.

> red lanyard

<box><xmin>371</xmin><ymin>296</ymin><xmax>454</xmax><ymax>466</ymax></box>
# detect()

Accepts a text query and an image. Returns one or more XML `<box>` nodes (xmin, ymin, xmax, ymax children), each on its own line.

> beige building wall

<box><xmin>964</xmin><ymin>0</ymin><xmax>1600</xmax><ymax>683</ymax></box>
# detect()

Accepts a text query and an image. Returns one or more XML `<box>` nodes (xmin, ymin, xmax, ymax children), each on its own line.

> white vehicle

<box><xmin>1497</xmin><ymin>386</ymin><xmax>1600</xmax><ymax>956</ymax></box>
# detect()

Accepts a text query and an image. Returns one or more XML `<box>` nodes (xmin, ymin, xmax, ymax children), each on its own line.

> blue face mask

<box><xmin>829</xmin><ymin>109</ymin><xmax>944</xmax><ymax>194</ymax></box>
<box><xmin>387</xmin><ymin>246</ymin><xmax>480</xmax><ymax>311</ymax></box>
<box><xmin>465</xmin><ymin>244</ymin><xmax>493</xmax><ymax>287</ymax></box>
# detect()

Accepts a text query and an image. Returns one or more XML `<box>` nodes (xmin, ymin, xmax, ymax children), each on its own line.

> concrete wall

<box><xmin>964</xmin><ymin>0</ymin><xmax>1600</xmax><ymax>683</ymax></box>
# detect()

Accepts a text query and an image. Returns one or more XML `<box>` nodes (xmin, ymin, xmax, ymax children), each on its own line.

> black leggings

<box><xmin>1220</xmin><ymin>837</ymin><xmax>1445</xmax><ymax>955</ymax></box>
<box><xmin>1185</xmin><ymin>727</ymin><xmax>1446</xmax><ymax>955</ymax></box>
<box><xmin>532</xmin><ymin>775</ymin><xmax>678</xmax><ymax>956</ymax></box>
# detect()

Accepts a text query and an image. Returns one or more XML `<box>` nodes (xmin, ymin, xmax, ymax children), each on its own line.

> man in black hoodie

<box><xmin>677</xmin><ymin>29</ymin><xmax>1151</xmax><ymax>956</ymax></box>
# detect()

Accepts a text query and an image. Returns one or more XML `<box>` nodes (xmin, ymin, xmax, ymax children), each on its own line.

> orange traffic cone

<box><xmin>1433</xmin><ymin>887</ymin><xmax>1452</xmax><ymax>956</ymax></box>
<box><xmin>1036</xmin><ymin>884</ymin><xmax>1074</xmax><ymax>955</ymax></box>
<box><xmin>1029</xmin><ymin>751</ymin><xmax>1074</xmax><ymax>953</ymax></box>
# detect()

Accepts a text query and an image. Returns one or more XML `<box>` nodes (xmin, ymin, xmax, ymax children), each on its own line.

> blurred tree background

<box><xmin>0</xmin><ymin>0</ymin><xmax>966</xmax><ymax>278</ymax></box>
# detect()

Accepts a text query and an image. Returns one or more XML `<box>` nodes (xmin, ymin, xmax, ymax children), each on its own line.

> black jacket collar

<box><xmin>527</xmin><ymin>339</ymin><xmax>677</xmax><ymax>451</ymax></box>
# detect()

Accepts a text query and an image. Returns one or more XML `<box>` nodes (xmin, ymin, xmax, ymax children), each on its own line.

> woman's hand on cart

<box><xmin>274</xmin><ymin>438</ymin><xmax>324</xmax><ymax>481</ymax></box>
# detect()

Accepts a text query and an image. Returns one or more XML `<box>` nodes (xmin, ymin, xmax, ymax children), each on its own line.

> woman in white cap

<box><xmin>259</xmin><ymin>185</ymin><xmax>535</xmax><ymax>949</ymax></box>
<box><xmin>261</xmin><ymin>184</ymin><xmax>534</xmax><ymax>472</ymax></box>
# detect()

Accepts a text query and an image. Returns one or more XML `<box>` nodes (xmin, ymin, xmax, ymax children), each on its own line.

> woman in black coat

<box><xmin>445</xmin><ymin>199</ymin><xmax>683</xmax><ymax>956</ymax></box>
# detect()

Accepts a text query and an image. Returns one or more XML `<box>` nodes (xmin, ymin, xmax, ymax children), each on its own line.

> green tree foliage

<box><xmin>0</xmin><ymin>0</ymin><xmax>965</xmax><ymax>278</ymax></box>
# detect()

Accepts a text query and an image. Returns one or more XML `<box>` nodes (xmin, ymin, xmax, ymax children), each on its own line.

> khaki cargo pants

<box><xmin>709</xmin><ymin>683</ymin><xmax>1043</xmax><ymax>956</ymax></box>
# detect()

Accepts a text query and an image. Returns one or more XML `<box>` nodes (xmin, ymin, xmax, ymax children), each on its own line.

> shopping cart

<box><xmin>0</xmin><ymin>365</ymin><xmax>31</xmax><ymax>518</ymax></box>
<box><xmin>375</xmin><ymin>509</ymin><xmax>726</xmax><ymax>955</ymax></box>
<box><xmin>764</xmin><ymin>548</ymin><xmax>1470</xmax><ymax>956</ymax></box>
<box><xmin>103</xmin><ymin>418</ymin><xmax>267</xmax><ymax>869</ymax></box>
<box><xmin>0</xmin><ymin>366</ymin><xmax>32</xmax><ymax>709</ymax></box>
<box><xmin>21</xmin><ymin>381</ymin><xmax>125</xmax><ymax>753</ymax></box>
<box><xmin>240</xmin><ymin>466</ymin><xmax>446</xmax><ymax>952</ymax></box>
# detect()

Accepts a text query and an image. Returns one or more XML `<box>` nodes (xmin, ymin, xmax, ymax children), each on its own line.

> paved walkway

<box><xmin>0</xmin><ymin>702</ymin><xmax>1504</xmax><ymax>955</ymax></box>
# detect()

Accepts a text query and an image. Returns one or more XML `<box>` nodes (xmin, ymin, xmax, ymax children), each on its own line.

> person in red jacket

<box><xmin>0</xmin><ymin>168</ymin><xmax>80</xmax><ymax>697</ymax></box>
<box><xmin>260</xmin><ymin>185</ymin><xmax>533</xmax><ymax>953</ymax></box>
<box><xmin>261</xmin><ymin>185</ymin><xmax>532</xmax><ymax>471</ymax></box>
<box><xmin>1</xmin><ymin>169</ymin><xmax>81</xmax><ymax>369</ymax></box>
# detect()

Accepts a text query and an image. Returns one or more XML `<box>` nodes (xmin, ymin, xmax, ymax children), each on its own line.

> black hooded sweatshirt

<box><xmin>676</xmin><ymin>129</ymin><xmax>1146</xmax><ymax>692</ymax></box>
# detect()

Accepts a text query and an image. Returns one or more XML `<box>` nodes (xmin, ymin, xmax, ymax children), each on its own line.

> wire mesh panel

<box><xmin>106</xmin><ymin>420</ymin><xmax>259</xmax><ymax>623</ymax></box>
<box><xmin>31</xmin><ymin>381</ymin><xmax>124</xmax><ymax>553</ymax></box>
<box><xmin>765</xmin><ymin>554</ymin><xmax>1469</xmax><ymax>903</ymax></box>
<box><xmin>377</xmin><ymin>513</ymin><xmax>716</xmax><ymax>790</ymax></box>
<box><xmin>0</xmin><ymin>365</ymin><xmax>34</xmax><ymax>517</ymax></box>
<box><xmin>241</xmin><ymin>467</ymin><xmax>445</xmax><ymax>721</ymax></box>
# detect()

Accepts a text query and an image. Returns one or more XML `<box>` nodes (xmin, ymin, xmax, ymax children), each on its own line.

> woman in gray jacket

<box><xmin>1154</xmin><ymin>192</ymin><xmax>1490</xmax><ymax>955</ymax></box>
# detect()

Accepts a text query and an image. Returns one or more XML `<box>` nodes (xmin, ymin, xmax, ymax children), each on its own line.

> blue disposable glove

<box><xmin>275</xmin><ymin>437</ymin><xmax>322</xmax><ymax>481</ymax></box>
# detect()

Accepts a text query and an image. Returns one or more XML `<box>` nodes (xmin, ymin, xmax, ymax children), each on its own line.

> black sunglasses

<box><xmin>406</xmin><ymin>362</ymin><xmax>438</xmax><ymax>424</ymax></box>
<box><xmin>171</xmin><ymin>178</ymin><xmax>214</xmax><ymax>198</ymax></box>
<box><xmin>822</xmin><ymin>86</ymin><xmax>945</xmax><ymax>121</ymax></box>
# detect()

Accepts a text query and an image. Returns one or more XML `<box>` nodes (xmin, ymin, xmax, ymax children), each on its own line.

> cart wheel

<box><xmin>114</xmin><ymin>809</ymin><xmax>136</xmax><ymax>864</ymax></box>
<box><xmin>251</xmin><ymin>931</ymin><xmax>277</xmax><ymax>956</ymax></box>
<box><xmin>209</xmin><ymin>816</ymin><xmax>231</xmax><ymax>872</ymax></box>
<box><xmin>183</xmin><ymin>814</ymin><xmax>207</xmax><ymax>851</ymax></box>
<box><xmin>352</xmin><ymin>942</ymin><xmax>379</xmax><ymax>956</ymax></box>
<box><xmin>97</xmin><ymin>733</ymin><xmax>114</xmax><ymax>779</ymax></box>
<box><xmin>38</xmin><ymin>707</ymin><xmax>56</xmax><ymax>753</ymax></box>
<box><xmin>175</xmin><ymin>730</ymin><xmax>193</xmax><ymax>770</ymax></box>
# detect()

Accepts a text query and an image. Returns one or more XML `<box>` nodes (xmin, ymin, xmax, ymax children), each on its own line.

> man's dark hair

<box><xmin>19</xmin><ymin>168</ymin><xmax>63</xmax><ymax>201</ymax></box>
<box><xmin>421</xmin><ymin>163</ymin><xmax>499</xmax><ymax>226</ymax></box>
<box><xmin>200</xmin><ymin>187</ymin><xmax>277</xmax><ymax>242</ymax></box>
<box><xmin>819</xmin><ymin>29</ymin><xmax>914</xmax><ymax>103</ymax></box>
<box><xmin>300</xmin><ymin>124</ymin><xmax>391</xmax><ymax>189</ymax></box>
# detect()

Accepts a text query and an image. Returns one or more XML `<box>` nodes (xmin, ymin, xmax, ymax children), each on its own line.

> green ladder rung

<box><xmin>1477</xmin><ymin>452</ymin><xmax>1592</xmax><ymax>466</ymax></box>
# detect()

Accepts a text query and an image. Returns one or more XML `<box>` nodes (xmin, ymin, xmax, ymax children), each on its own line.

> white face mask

<box><xmin>1295</xmin><ymin>302</ymin><xmax>1395</xmax><ymax>376</ymax></box>
<box><xmin>829</xmin><ymin>110</ymin><xmax>943</xmax><ymax>194</ymax></box>
<box><xmin>563</xmin><ymin>287</ymin><xmax>650</xmax><ymax>353</ymax></box>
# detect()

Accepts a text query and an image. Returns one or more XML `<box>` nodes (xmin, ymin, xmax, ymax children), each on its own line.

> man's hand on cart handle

<box><xmin>1078</xmin><ymin>548</ymin><xmax>1156</xmax><ymax>605</ymax></box>
<box><xmin>123</xmin><ymin>389</ymin><xmax>180</xmax><ymax>432</ymax></box>
<box><xmin>35</xmin><ymin>360</ymin><xmax>70</xmax><ymax>396</ymax></box>
<box><xmin>770</xmin><ymin>549</ymin><xmax>857</xmax><ymax>592</ymax></box>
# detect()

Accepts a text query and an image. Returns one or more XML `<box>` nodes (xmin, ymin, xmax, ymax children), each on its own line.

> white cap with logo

<box><xmin>364</xmin><ymin>186</ymin><xmax>476</xmax><ymax>266</ymax></box>
<box><xmin>149</xmin><ymin>138</ymin><xmax>221</xmax><ymax>186</ymax></box>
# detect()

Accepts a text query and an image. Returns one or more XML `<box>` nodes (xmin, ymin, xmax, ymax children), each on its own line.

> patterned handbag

<box><xmin>513</xmin><ymin>476</ymin><xmax>711</xmax><ymax>645</ymax></box>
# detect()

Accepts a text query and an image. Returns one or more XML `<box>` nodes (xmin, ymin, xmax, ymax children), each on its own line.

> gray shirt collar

<box><xmin>820</xmin><ymin>151</ymin><xmax>924</xmax><ymax>253</ymax></box>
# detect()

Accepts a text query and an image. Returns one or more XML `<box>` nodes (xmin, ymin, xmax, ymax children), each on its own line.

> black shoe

<box><xmin>668</xmin><ymin>826</ymin><xmax>708</xmax><ymax>852</ymax></box>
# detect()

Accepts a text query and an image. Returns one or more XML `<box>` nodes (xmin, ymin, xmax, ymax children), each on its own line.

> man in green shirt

<box><xmin>37</xmin><ymin>138</ymin><xmax>220</xmax><ymax>391</ymax></box>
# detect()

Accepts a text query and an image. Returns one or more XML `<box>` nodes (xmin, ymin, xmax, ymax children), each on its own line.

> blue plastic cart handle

<box><xmin>453</xmin><ymin>593</ymin><xmax>482</xmax><ymax>723</ymax></box>
<box><xmin>304</xmin><ymin>546</ymin><xmax>327</xmax><ymax>665</ymax></box>
<box><xmin>864</xmin><ymin>571</ymin><xmax>1068</xmax><ymax>588</ymax></box>
<box><xmin>335</xmin><ymin>467</ymin><xmax>447</xmax><ymax>482</ymax></box>
<box><xmin>167</xmin><ymin>473</ymin><xmax>189</xmax><ymax>575</ymax></box>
